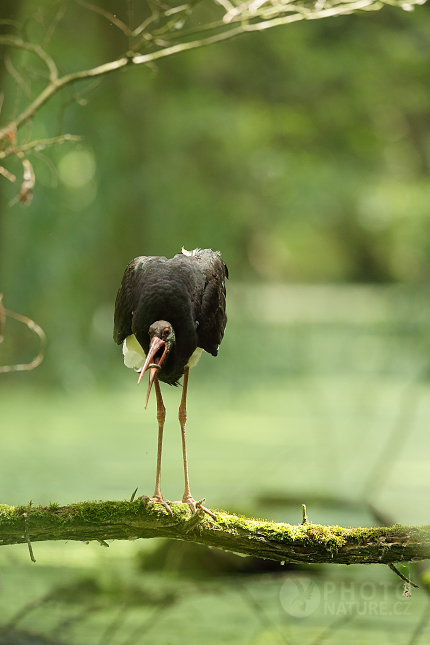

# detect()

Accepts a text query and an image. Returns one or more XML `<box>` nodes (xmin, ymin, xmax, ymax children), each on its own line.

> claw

<box><xmin>170</xmin><ymin>496</ymin><xmax>217</xmax><ymax>520</ymax></box>
<box><xmin>140</xmin><ymin>495</ymin><xmax>173</xmax><ymax>516</ymax></box>
<box><xmin>195</xmin><ymin>500</ymin><xmax>217</xmax><ymax>520</ymax></box>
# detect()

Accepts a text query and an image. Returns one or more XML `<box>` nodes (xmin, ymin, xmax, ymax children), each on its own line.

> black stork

<box><xmin>113</xmin><ymin>247</ymin><xmax>228</xmax><ymax>515</ymax></box>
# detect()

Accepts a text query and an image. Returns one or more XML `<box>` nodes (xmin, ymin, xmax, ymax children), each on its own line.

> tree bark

<box><xmin>1</xmin><ymin>500</ymin><xmax>429</xmax><ymax>565</ymax></box>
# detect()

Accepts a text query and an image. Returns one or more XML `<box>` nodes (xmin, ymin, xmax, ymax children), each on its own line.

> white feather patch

<box><xmin>187</xmin><ymin>347</ymin><xmax>203</xmax><ymax>369</ymax></box>
<box><xmin>182</xmin><ymin>247</ymin><xmax>200</xmax><ymax>257</ymax></box>
<box><xmin>122</xmin><ymin>335</ymin><xmax>146</xmax><ymax>369</ymax></box>
<box><xmin>123</xmin><ymin>334</ymin><xmax>203</xmax><ymax>372</ymax></box>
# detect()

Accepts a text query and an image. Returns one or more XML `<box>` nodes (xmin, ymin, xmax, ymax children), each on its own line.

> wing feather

<box><xmin>194</xmin><ymin>250</ymin><xmax>228</xmax><ymax>356</ymax></box>
<box><xmin>113</xmin><ymin>256</ymin><xmax>153</xmax><ymax>345</ymax></box>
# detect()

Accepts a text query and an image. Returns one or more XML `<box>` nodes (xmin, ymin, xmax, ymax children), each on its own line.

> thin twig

<box><xmin>30</xmin><ymin>150</ymin><xmax>59</xmax><ymax>188</ymax></box>
<box><xmin>0</xmin><ymin>166</ymin><xmax>16</xmax><ymax>182</ymax></box>
<box><xmin>0</xmin><ymin>302</ymin><xmax>46</xmax><ymax>373</ymax></box>
<box><xmin>42</xmin><ymin>3</ymin><xmax>67</xmax><ymax>47</ymax></box>
<box><xmin>0</xmin><ymin>0</ymin><xmax>422</xmax><ymax>192</ymax></box>
<box><xmin>147</xmin><ymin>0</ymin><xmax>204</xmax><ymax>41</ymax></box>
<box><xmin>132</xmin><ymin>9</ymin><xmax>161</xmax><ymax>38</ymax></box>
<box><xmin>4</xmin><ymin>51</ymin><xmax>32</xmax><ymax>98</ymax></box>
<box><xmin>0</xmin><ymin>35</ymin><xmax>58</xmax><ymax>82</ymax></box>
<box><xmin>132</xmin><ymin>0</ymin><xmax>376</xmax><ymax>65</ymax></box>
<box><xmin>127</xmin><ymin>0</ymin><xmax>134</xmax><ymax>50</ymax></box>
<box><xmin>23</xmin><ymin>512</ymin><xmax>36</xmax><ymax>563</ymax></box>
<box><xmin>0</xmin><ymin>0</ymin><xmax>413</xmax><ymax>145</ymax></box>
<box><xmin>302</xmin><ymin>503</ymin><xmax>308</xmax><ymax>524</ymax></box>
<box><xmin>75</xmin><ymin>0</ymin><xmax>132</xmax><ymax>36</ymax></box>
<box><xmin>0</xmin><ymin>134</ymin><xmax>83</xmax><ymax>160</ymax></box>
<box><xmin>388</xmin><ymin>563</ymin><xmax>418</xmax><ymax>589</ymax></box>
<box><xmin>0</xmin><ymin>47</ymin><xmax>130</xmax><ymax>141</ymax></box>
<box><xmin>369</xmin><ymin>504</ymin><xmax>430</xmax><ymax>597</ymax></box>
<box><xmin>8</xmin><ymin>156</ymin><xmax>35</xmax><ymax>205</ymax></box>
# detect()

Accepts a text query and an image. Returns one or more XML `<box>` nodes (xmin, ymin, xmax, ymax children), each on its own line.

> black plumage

<box><xmin>114</xmin><ymin>249</ymin><xmax>227</xmax><ymax>384</ymax></box>
<box><xmin>113</xmin><ymin>248</ymin><xmax>228</xmax><ymax>515</ymax></box>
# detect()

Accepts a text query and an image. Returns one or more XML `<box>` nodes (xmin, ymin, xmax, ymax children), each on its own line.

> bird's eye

<box><xmin>162</xmin><ymin>328</ymin><xmax>169</xmax><ymax>339</ymax></box>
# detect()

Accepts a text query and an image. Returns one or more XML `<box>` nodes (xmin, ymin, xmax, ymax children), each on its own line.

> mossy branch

<box><xmin>0</xmin><ymin>500</ymin><xmax>429</xmax><ymax>565</ymax></box>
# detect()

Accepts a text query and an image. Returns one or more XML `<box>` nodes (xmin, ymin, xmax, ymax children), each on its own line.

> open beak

<box><xmin>137</xmin><ymin>336</ymin><xmax>167</xmax><ymax>408</ymax></box>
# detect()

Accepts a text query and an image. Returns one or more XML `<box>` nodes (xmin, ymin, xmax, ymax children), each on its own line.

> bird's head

<box><xmin>137</xmin><ymin>320</ymin><xmax>176</xmax><ymax>407</ymax></box>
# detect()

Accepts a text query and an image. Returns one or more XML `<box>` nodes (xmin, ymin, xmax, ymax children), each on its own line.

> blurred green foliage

<box><xmin>1</xmin><ymin>8</ymin><xmax>430</xmax><ymax>642</ymax></box>
<box><xmin>1</xmin><ymin>1</ymin><xmax>430</xmax><ymax>384</ymax></box>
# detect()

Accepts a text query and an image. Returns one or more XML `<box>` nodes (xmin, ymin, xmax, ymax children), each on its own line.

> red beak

<box><xmin>137</xmin><ymin>336</ymin><xmax>167</xmax><ymax>408</ymax></box>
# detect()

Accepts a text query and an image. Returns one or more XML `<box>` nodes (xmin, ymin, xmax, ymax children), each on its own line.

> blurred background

<box><xmin>1</xmin><ymin>1</ymin><xmax>430</xmax><ymax>643</ymax></box>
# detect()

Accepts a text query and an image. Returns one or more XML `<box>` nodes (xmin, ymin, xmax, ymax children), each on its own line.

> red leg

<box><xmin>153</xmin><ymin>377</ymin><xmax>165</xmax><ymax>500</ymax></box>
<box><xmin>144</xmin><ymin>376</ymin><xmax>172</xmax><ymax>515</ymax></box>
<box><xmin>179</xmin><ymin>366</ymin><xmax>192</xmax><ymax>505</ymax></box>
<box><xmin>178</xmin><ymin>367</ymin><xmax>216</xmax><ymax>519</ymax></box>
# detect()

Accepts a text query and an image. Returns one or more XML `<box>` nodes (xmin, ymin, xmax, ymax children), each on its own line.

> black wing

<box><xmin>113</xmin><ymin>256</ymin><xmax>154</xmax><ymax>345</ymax></box>
<box><xmin>194</xmin><ymin>250</ymin><xmax>228</xmax><ymax>357</ymax></box>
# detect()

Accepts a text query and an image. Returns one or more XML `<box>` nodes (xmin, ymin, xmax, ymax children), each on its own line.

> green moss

<box><xmin>0</xmin><ymin>504</ymin><xmax>15</xmax><ymax>517</ymax></box>
<box><xmin>210</xmin><ymin>511</ymin><xmax>347</xmax><ymax>547</ymax></box>
<box><xmin>0</xmin><ymin>500</ymin><xmax>428</xmax><ymax>564</ymax></box>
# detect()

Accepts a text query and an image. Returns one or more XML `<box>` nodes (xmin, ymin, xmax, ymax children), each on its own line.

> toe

<box><xmin>181</xmin><ymin>496</ymin><xmax>216</xmax><ymax>519</ymax></box>
<box><xmin>141</xmin><ymin>495</ymin><xmax>173</xmax><ymax>516</ymax></box>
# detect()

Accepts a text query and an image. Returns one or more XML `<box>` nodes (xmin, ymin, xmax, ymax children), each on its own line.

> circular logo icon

<box><xmin>280</xmin><ymin>576</ymin><xmax>321</xmax><ymax>617</ymax></box>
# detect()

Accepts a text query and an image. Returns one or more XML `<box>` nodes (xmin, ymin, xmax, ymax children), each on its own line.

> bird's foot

<box><xmin>140</xmin><ymin>494</ymin><xmax>173</xmax><ymax>516</ymax></box>
<box><xmin>172</xmin><ymin>495</ymin><xmax>217</xmax><ymax>519</ymax></box>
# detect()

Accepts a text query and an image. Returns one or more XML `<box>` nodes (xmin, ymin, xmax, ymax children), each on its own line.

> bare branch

<box><xmin>0</xmin><ymin>0</ymin><xmax>425</xmax><ymax>178</ymax></box>
<box><xmin>42</xmin><ymin>3</ymin><xmax>67</xmax><ymax>47</ymax></box>
<box><xmin>9</xmin><ymin>156</ymin><xmax>35</xmax><ymax>205</ymax></box>
<box><xmin>4</xmin><ymin>51</ymin><xmax>32</xmax><ymax>99</ymax></box>
<box><xmin>0</xmin><ymin>295</ymin><xmax>46</xmax><ymax>373</ymax></box>
<box><xmin>0</xmin><ymin>133</ymin><xmax>79</xmax><ymax>201</ymax></box>
<box><xmin>132</xmin><ymin>0</ymin><xmax>381</xmax><ymax>64</ymax></box>
<box><xmin>369</xmin><ymin>504</ymin><xmax>430</xmax><ymax>595</ymax></box>
<box><xmin>388</xmin><ymin>562</ymin><xmax>419</xmax><ymax>588</ymax></box>
<box><xmin>0</xmin><ymin>134</ymin><xmax>83</xmax><ymax>160</ymax></box>
<box><xmin>132</xmin><ymin>10</ymin><xmax>161</xmax><ymax>38</ymax></box>
<box><xmin>23</xmin><ymin>512</ymin><xmax>36</xmax><ymax>563</ymax></box>
<box><xmin>0</xmin><ymin>52</ymin><xmax>129</xmax><ymax>141</ymax></box>
<box><xmin>75</xmin><ymin>0</ymin><xmax>132</xmax><ymax>36</ymax></box>
<box><xmin>148</xmin><ymin>0</ymin><xmax>205</xmax><ymax>41</ymax></box>
<box><xmin>0</xmin><ymin>35</ymin><xmax>58</xmax><ymax>82</ymax></box>
<box><xmin>0</xmin><ymin>166</ymin><xmax>16</xmax><ymax>182</ymax></box>
<box><xmin>30</xmin><ymin>150</ymin><xmax>59</xmax><ymax>188</ymax></box>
